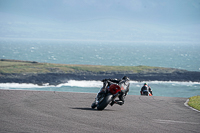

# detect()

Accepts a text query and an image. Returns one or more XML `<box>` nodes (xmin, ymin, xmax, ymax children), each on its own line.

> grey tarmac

<box><xmin>0</xmin><ymin>90</ymin><xmax>199</xmax><ymax>133</ymax></box>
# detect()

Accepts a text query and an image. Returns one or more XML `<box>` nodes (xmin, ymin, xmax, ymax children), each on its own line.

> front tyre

<box><xmin>97</xmin><ymin>94</ymin><xmax>112</xmax><ymax>110</ymax></box>
<box><xmin>91</xmin><ymin>103</ymin><xmax>97</xmax><ymax>109</ymax></box>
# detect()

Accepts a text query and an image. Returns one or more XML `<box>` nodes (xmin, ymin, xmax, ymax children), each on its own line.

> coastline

<box><xmin>0</xmin><ymin>59</ymin><xmax>200</xmax><ymax>85</ymax></box>
<box><xmin>1</xmin><ymin>71</ymin><xmax>200</xmax><ymax>85</ymax></box>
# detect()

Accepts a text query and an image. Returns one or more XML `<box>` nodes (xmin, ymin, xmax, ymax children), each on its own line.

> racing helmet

<box><xmin>122</xmin><ymin>76</ymin><xmax>130</xmax><ymax>81</ymax></box>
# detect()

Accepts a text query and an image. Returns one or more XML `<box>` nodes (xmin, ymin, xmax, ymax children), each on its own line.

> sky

<box><xmin>0</xmin><ymin>0</ymin><xmax>200</xmax><ymax>42</ymax></box>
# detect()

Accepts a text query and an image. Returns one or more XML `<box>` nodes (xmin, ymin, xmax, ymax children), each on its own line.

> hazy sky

<box><xmin>0</xmin><ymin>0</ymin><xmax>200</xmax><ymax>42</ymax></box>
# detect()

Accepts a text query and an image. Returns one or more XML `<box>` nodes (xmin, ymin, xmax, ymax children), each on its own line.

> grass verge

<box><xmin>188</xmin><ymin>96</ymin><xmax>200</xmax><ymax>111</ymax></box>
<box><xmin>0</xmin><ymin>59</ymin><xmax>172</xmax><ymax>74</ymax></box>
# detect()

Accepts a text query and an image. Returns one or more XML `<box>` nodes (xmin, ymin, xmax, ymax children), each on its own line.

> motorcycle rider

<box><xmin>140</xmin><ymin>83</ymin><xmax>153</xmax><ymax>96</ymax></box>
<box><xmin>91</xmin><ymin>76</ymin><xmax>130</xmax><ymax>108</ymax></box>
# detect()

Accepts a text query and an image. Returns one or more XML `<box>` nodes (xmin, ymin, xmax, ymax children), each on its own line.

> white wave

<box><xmin>0</xmin><ymin>80</ymin><xmax>103</xmax><ymax>89</ymax></box>
<box><xmin>0</xmin><ymin>80</ymin><xmax>199</xmax><ymax>90</ymax></box>
<box><xmin>0</xmin><ymin>83</ymin><xmax>51</xmax><ymax>89</ymax></box>
<box><xmin>136</xmin><ymin>85</ymin><xmax>141</xmax><ymax>87</ymax></box>
<box><xmin>130</xmin><ymin>80</ymin><xmax>200</xmax><ymax>85</ymax></box>
<box><xmin>58</xmin><ymin>80</ymin><xmax>199</xmax><ymax>88</ymax></box>
<box><xmin>56</xmin><ymin>80</ymin><xmax>102</xmax><ymax>88</ymax></box>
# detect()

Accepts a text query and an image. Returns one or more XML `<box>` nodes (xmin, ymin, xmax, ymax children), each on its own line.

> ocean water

<box><xmin>0</xmin><ymin>39</ymin><xmax>200</xmax><ymax>98</ymax></box>
<box><xmin>0</xmin><ymin>81</ymin><xmax>200</xmax><ymax>98</ymax></box>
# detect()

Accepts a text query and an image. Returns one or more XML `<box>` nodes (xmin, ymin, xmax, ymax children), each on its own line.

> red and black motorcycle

<box><xmin>91</xmin><ymin>80</ymin><xmax>128</xmax><ymax>110</ymax></box>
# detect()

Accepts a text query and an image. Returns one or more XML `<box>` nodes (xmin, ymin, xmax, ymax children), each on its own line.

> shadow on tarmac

<box><xmin>70</xmin><ymin>107</ymin><xmax>115</xmax><ymax>111</ymax></box>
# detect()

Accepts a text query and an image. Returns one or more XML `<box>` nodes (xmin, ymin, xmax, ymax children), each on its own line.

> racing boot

<box><xmin>116</xmin><ymin>100</ymin><xmax>124</xmax><ymax>105</ymax></box>
<box><xmin>110</xmin><ymin>100</ymin><xmax>124</xmax><ymax>106</ymax></box>
<box><xmin>115</xmin><ymin>100</ymin><xmax>124</xmax><ymax>106</ymax></box>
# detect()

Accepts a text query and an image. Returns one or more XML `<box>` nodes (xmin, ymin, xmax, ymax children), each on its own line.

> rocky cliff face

<box><xmin>0</xmin><ymin>70</ymin><xmax>200</xmax><ymax>85</ymax></box>
<box><xmin>1</xmin><ymin>59</ymin><xmax>199</xmax><ymax>85</ymax></box>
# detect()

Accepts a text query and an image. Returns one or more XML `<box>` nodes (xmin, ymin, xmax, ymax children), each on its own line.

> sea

<box><xmin>0</xmin><ymin>39</ymin><xmax>200</xmax><ymax>98</ymax></box>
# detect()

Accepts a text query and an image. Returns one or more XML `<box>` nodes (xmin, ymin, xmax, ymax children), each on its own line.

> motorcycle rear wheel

<box><xmin>97</xmin><ymin>94</ymin><xmax>112</xmax><ymax>110</ymax></box>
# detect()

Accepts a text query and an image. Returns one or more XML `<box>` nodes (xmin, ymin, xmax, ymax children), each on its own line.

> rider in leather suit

<box><xmin>140</xmin><ymin>83</ymin><xmax>153</xmax><ymax>96</ymax></box>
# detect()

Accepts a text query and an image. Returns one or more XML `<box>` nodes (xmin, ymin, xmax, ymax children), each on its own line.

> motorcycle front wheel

<box><xmin>97</xmin><ymin>94</ymin><xmax>113</xmax><ymax>110</ymax></box>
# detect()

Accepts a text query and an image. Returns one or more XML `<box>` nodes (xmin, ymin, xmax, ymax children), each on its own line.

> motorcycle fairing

<box><xmin>108</xmin><ymin>84</ymin><xmax>121</xmax><ymax>94</ymax></box>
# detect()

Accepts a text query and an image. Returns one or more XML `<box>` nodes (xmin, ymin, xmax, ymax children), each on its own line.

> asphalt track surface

<box><xmin>0</xmin><ymin>90</ymin><xmax>199</xmax><ymax>133</ymax></box>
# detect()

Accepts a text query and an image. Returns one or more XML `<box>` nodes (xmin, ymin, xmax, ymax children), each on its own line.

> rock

<box><xmin>1</xmin><ymin>70</ymin><xmax>200</xmax><ymax>86</ymax></box>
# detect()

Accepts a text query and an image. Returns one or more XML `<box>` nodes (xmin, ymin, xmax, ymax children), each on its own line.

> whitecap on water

<box><xmin>57</xmin><ymin>80</ymin><xmax>102</xmax><ymax>88</ymax></box>
<box><xmin>0</xmin><ymin>83</ymin><xmax>51</xmax><ymax>89</ymax></box>
<box><xmin>0</xmin><ymin>80</ymin><xmax>199</xmax><ymax>98</ymax></box>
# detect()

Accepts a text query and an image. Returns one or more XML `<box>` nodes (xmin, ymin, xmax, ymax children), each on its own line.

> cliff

<box><xmin>0</xmin><ymin>59</ymin><xmax>200</xmax><ymax>85</ymax></box>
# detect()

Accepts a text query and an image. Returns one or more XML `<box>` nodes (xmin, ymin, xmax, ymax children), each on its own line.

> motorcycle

<box><xmin>140</xmin><ymin>91</ymin><xmax>152</xmax><ymax>96</ymax></box>
<box><xmin>91</xmin><ymin>80</ymin><xmax>125</xmax><ymax>110</ymax></box>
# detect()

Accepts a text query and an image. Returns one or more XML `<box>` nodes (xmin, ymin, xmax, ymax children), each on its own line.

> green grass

<box><xmin>0</xmin><ymin>59</ymin><xmax>175</xmax><ymax>74</ymax></box>
<box><xmin>188</xmin><ymin>96</ymin><xmax>200</xmax><ymax>111</ymax></box>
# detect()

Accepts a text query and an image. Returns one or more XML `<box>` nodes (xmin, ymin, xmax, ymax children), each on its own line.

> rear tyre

<box><xmin>97</xmin><ymin>94</ymin><xmax>112</xmax><ymax>110</ymax></box>
<box><xmin>143</xmin><ymin>92</ymin><xmax>148</xmax><ymax>96</ymax></box>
